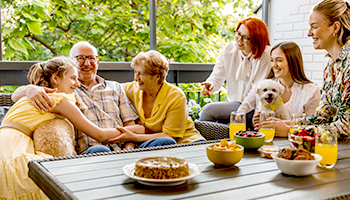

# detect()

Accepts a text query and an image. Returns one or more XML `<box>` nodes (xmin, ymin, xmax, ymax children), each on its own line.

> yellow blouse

<box><xmin>123</xmin><ymin>81</ymin><xmax>205</xmax><ymax>143</ymax></box>
<box><xmin>1</xmin><ymin>93</ymin><xmax>76</xmax><ymax>132</ymax></box>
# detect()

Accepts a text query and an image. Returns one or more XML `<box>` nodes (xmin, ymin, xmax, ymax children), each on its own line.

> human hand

<box><xmin>28</xmin><ymin>85</ymin><xmax>56</xmax><ymax>112</ymax></box>
<box><xmin>108</xmin><ymin>127</ymin><xmax>136</xmax><ymax>143</ymax></box>
<box><xmin>235</xmin><ymin>115</ymin><xmax>242</xmax><ymax>123</ymax></box>
<box><xmin>258</xmin><ymin>118</ymin><xmax>274</xmax><ymax>129</ymax></box>
<box><xmin>201</xmin><ymin>82</ymin><xmax>213</xmax><ymax>96</ymax></box>
<box><xmin>274</xmin><ymin>118</ymin><xmax>289</xmax><ymax>137</ymax></box>
<box><xmin>253</xmin><ymin>112</ymin><xmax>260</xmax><ymax>131</ymax></box>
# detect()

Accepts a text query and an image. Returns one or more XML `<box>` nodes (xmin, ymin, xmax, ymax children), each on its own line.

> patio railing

<box><xmin>0</xmin><ymin>61</ymin><xmax>226</xmax><ymax>103</ymax></box>
<box><xmin>184</xmin><ymin>91</ymin><xmax>222</xmax><ymax>104</ymax></box>
<box><xmin>0</xmin><ymin>61</ymin><xmax>215</xmax><ymax>85</ymax></box>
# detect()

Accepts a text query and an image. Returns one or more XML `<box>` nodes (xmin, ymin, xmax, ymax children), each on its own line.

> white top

<box><xmin>237</xmin><ymin>79</ymin><xmax>321</xmax><ymax>117</ymax></box>
<box><xmin>205</xmin><ymin>41</ymin><xmax>272</xmax><ymax>102</ymax></box>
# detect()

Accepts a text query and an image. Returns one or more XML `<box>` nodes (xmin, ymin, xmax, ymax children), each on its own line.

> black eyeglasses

<box><xmin>75</xmin><ymin>55</ymin><xmax>97</xmax><ymax>63</ymax></box>
<box><xmin>235</xmin><ymin>30</ymin><xmax>250</xmax><ymax>41</ymax></box>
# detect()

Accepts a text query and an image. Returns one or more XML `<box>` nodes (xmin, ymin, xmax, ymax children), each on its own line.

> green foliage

<box><xmin>1</xmin><ymin>0</ymin><xmax>260</xmax><ymax>62</ymax></box>
<box><xmin>178</xmin><ymin>82</ymin><xmax>228</xmax><ymax>120</ymax></box>
<box><xmin>0</xmin><ymin>85</ymin><xmax>21</xmax><ymax>93</ymax></box>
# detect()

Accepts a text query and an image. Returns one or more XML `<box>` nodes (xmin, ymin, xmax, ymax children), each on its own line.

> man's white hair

<box><xmin>69</xmin><ymin>41</ymin><xmax>98</xmax><ymax>57</ymax></box>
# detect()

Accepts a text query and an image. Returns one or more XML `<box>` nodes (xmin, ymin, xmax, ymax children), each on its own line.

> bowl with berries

<box><xmin>234</xmin><ymin>131</ymin><xmax>265</xmax><ymax>151</ymax></box>
<box><xmin>288</xmin><ymin>126</ymin><xmax>317</xmax><ymax>153</ymax></box>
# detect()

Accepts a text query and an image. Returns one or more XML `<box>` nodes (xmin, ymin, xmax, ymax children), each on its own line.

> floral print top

<box><xmin>308</xmin><ymin>41</ymin><xmax>350</xmax><ymax>141</ymax></box>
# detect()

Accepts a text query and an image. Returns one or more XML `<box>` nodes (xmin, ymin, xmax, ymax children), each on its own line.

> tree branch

<box><xmin>56</xmin><ymin>21</ymin><xmax>72</xmax><ymax>32</ymax></box>
<box><xmin>26</xmin><ymin>34</ymin><xmax>57</xmax><ymax>56</ymax></box>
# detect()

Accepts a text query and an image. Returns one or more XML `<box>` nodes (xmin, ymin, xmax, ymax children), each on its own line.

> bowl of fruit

<box><xmin>234</xmin><ymin>131</ymin><xmax>265</xmax><ymax>151</ymax></box>
<box><xmin>288</xmin><ymin>126</ymin><xmax>317</xmax><ymax>153</ymax></box>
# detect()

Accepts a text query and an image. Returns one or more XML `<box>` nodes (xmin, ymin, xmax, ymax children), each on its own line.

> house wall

<box><xmin>256</xmin><ymin>0</ymin><xmax>340</xmax><ymax>88</ymax></box>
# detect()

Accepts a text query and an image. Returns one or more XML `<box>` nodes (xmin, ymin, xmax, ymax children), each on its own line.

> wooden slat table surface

<box><xmin>29</xmin><ymin>138</ymin><xmax>350</xmax><ymax>200</ymax></box>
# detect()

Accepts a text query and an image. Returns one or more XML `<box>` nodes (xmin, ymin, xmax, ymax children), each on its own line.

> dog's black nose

<box><xmin>268</xmin><ymin>93</ymin><xmax>273</xmax><ymax>98</ymax></box>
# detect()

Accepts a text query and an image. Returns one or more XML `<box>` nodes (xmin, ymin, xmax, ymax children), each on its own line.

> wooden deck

<box><xmin>29</xmin><ymin>138</ymin><xmax>350</xmax><ymax>200</ymax></box>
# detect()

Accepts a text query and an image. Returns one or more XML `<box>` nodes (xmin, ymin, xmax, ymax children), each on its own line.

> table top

<box><xmin>29</xmin><ymin>138</ymin><xmax>350</xmax><ymax>200</ymax></box>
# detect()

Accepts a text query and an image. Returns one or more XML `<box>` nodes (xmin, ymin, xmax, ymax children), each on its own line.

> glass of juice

<box><xmin>230</xmin><ymin>111</ymin><xmax>246</xmax><ymax>141</ymax></box>
<box><xmin>259</xmin><ymin>111</ymin><xmax>275</xmax><ymax>143</ymax></box>
<box><xmin>289</xmin><ymin>113</ymin><xmax>306</xmax><ymax>134</ymax></box>
<box><xmin>315</xmin><ymin>125</ymin><xmax>338</xmax><ymax>169</ymax></box>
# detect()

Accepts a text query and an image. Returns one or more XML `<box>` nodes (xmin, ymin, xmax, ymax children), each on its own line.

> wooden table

<box><xmin>29</xmin><ymin>138</ymin><xmax>350</xmax><ymax>200</ymax></box>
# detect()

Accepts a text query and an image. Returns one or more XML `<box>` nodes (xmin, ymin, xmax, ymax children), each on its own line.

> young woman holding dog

<box><xmin>306</xmin><ymin>0</ymin><xmax>350</xmax><ymax>141</ymax></box>
<box><xmin>199</xmin><ymin>17</ymin><xmax>271</xmax><ymax>130</ymax></box>
<box><xmin>237</xmin><ymin>41</ymin><xmax>321</xmax><ymax>137</ymax></box>
<box><xmin>0</xmin><ymin>56</ymin><xmax>143</xmax><ymax>199</ymax></box>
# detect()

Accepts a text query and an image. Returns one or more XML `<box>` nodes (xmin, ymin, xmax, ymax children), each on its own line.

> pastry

<box><xmin>134</xmin><ymin>156</ymin><xmax>190</xmax><ymax>179</ymax></box>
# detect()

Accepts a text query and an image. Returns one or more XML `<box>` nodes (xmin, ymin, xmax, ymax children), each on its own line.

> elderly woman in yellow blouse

<box><xmin>109</xmin><ymin>50</ymin><xmax>206</xmax><ymax>146</ymax></box>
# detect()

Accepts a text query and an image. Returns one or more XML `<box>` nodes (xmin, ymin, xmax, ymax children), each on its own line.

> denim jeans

<box><xmin>83</xmin><ymin>137</ymin><xmax>177</xmax><ymax>154</ymax></box>
<box><xmin>136</xmin><ymin>137</ymin><xmax>177</xmax><ymax>148</ymax></box>
<box><xmin>83</xmin><ymin>145</ymin><xmax>111</xmax><ymax>154</ymax></box>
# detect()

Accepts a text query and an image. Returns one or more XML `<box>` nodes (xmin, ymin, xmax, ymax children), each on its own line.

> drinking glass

<box><xmin>259</xmin><ymin>111</ymin><xmax>275</xmax><ymax>143</ymax></box>
<box><xmin>289</xmin><ymin>113</ymin><xmax>307</xmax><ymax>134</ymax></box>
<box><xmin>230</xmin><ymin>111</ymin><xmax>246</xmax><ymax>141</ymax></box>
<box><xmin>315</xmin><ymin>125</ymin><xmax>338</xmax><ymax>169</ymax></box>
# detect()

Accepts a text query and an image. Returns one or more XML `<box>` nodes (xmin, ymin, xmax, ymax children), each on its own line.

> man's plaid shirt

<box><xmin>75</xmin><ymin>76</ymin><xmax>138</xmax><ymax>154</ymax></box>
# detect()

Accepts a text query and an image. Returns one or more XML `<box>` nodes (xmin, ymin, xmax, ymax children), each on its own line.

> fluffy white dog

<box><xmin>254</xmin><ymin>79</ymin><xmax>290</xmax><ymax>120</ymax></box>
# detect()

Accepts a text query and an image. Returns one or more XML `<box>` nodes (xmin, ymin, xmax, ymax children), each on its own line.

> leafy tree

<box><xmin>1</xmin><ymin>0</ymin><xmax>260</xmax><ymax>62</ymax></box>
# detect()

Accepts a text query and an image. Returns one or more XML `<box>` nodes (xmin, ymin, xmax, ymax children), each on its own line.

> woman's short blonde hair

<box><xmin>130</xmin><ymin>50</ymin><xmax>169</xmax><ymax>84</ymax></box>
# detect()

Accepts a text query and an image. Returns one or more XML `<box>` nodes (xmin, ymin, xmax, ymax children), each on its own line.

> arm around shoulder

<box><xmin>12</xmin><ymin>84</ymin><xmax>56</xmax><ymax>112</ymax></box>
<box><xmin>11</xmin><ymin>85</ymin><xmax>29</xmax><ymax>102</ymax></box>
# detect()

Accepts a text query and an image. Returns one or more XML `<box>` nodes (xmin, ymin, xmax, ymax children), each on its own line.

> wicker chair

<box><xmin>0</xmin><ymin>93</ymin><xmax>14</xmax><ymax>106</ymax></box>
<box><xmin>0</xmin><ymin>93</ymin><xmax>13</xmax><ymax>123</ymax></box>
<box><xmin>194</xmin><ymin>120</ymin><xmax>229</xmax><ymax>140</ymax></box>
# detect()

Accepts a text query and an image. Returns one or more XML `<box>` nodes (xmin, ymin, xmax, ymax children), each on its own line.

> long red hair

<box><xmin>237</xmin><ymin>17</ymin><xmax>270</xmax><ymax>59</ymax></box>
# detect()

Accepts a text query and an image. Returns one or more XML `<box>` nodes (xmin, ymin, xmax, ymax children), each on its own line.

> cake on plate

<box><xmin>134</xmin><ymin>156</ymin><xmax>189</xmax><ymax>179</ymax></box>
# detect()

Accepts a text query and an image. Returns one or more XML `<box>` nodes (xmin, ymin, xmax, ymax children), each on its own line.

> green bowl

<box><xmin>206</xmin><ymin>143</ymin><xmax>244</xmax><ymax>166</ymax></box>
<box><xmin>234</xmin><ymin>132</ymin><xmax>265</xmax><ymax>150</ymax></box>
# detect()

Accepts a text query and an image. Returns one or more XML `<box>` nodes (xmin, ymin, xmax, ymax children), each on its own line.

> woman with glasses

<box><xmin>200</xmin><ymin>17</ymin><xmax>271</xmax><ymax>130</ymax></box>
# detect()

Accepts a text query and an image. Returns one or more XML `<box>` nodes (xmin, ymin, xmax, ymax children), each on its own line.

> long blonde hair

<box><xmin>27</xmin><ymin>56</ymin><xmax>78</xmax><ymax>87</ymax></box>
<box><xmin>27</xmin><ymin>56</ymin><xmax>87</xmax><ymax>113</ymax></box>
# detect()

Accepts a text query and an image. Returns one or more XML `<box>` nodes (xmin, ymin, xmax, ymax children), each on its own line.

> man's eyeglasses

<box><xmin>235</xmin><ymin>30</ymin><xmax>250</xmax><ymax>42</ymax></box>
<box><xmin>75</xmin><ymin>55</ymin><xmax>97</xmax><ymax>63</ymax></box>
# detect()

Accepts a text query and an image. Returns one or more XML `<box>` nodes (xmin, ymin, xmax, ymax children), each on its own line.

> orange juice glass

<box><xmin>315</xmin><ymin>143</ymin><xmax>338</xmax><ymax>167</ymax></box>
<box><xmin>229</xmin><ymin>123</ymin><xmax>246</xmax><ymax>141</ymax></box>
<box><xmin>230</xmin><ymin>111</ymin><xmax>246</xmax><ymax>141</ymax></box>
<box><xmin>315</xmin><ymin>126</ymin><xmax>338</xmax><ymax>169</ymax></box>
<box><xmin>259</xmin><ymin>128</ymin><xmax>275</xmax><ymax>141</ymax></box>
<box><xmin>259</xmin><ymin>111</ymin><xmax>275</xmax><ymax>143</ymax></box>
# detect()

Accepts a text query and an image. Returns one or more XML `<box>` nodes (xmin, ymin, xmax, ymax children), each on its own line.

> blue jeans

<box><xmin>83</xmin><ymin>145</ymin><xmax>111</xmax><ymax>154</ymax></box>
<box><xmin>83</xmin><ymin>137</ymin><xmax>176</xmax><ymax>154</ymax></box>
<box><xmin>136</xmin><ymin>137</ymin><xmax>177</xmax><ymax>148</ymax></box>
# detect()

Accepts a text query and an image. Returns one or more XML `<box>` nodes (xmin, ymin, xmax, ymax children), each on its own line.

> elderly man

<box><xmin>12</xmin><ymin>41</ymin><xmax>176</xmax><ymax>154</ymax></box>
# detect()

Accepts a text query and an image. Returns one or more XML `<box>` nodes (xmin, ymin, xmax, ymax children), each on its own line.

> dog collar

<box><xmin>264</xmin><ymin>97</ymin><xmax>283</xmax><ymax>111</ymax></box>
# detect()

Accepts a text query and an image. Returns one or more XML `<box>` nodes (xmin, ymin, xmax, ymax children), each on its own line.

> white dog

<box><xmin>254</xmin><ymin>79</ymin><xmax>290</xmax><ymax>120</ymax></box>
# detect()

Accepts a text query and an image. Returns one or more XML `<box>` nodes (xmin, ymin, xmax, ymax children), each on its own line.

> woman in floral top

<box><xmin>307</xmin><ymin>0</ymin><xmax>350</xmax><ymax>141</ymax></box>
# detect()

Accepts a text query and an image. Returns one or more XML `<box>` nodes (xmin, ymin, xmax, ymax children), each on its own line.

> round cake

<box><xmin>134</xmin><ymin>156</ymin><xmax>190</xmax><ymax>179</ymax></box>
